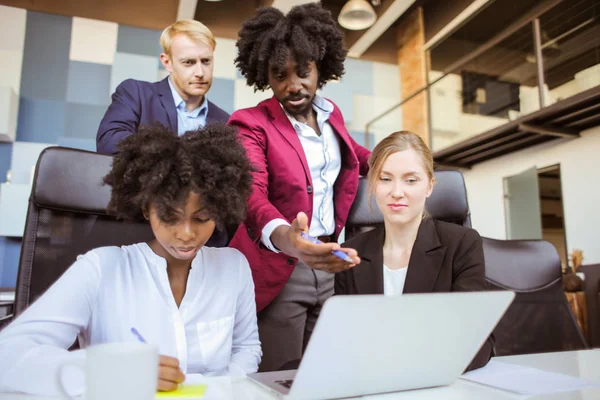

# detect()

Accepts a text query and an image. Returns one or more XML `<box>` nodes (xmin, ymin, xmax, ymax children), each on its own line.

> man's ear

<box><xmin>159</xmin><ymin>53</ymin><xmax>172</xmax><ymax>72</ymax></box>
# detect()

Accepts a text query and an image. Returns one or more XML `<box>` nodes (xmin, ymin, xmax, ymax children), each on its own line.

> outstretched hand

<box><xmin>270</xmin><ymin>212</ymin><xmax>360</xmax><ymax>273</ymax></box>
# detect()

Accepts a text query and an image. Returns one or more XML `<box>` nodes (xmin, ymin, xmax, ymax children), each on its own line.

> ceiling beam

<box><xmin>347</xmin><ymin>0</ymin><xmax>416</xmax><ymax>58</ymax></box>
<box><xmin>271</xmin><ymin>0</ymin><xmax>319</xmax><ymax>14</ymax></box>
<box><xmin>518</xmin><ymin>123</ymin><xmax>581</xmax><ymax>138</ymax></box>
<box><xmin>423</xmin><ymin>0</ymin><xmax>492</xmax><ymax>50</ymax></box>
<box><xmin>434</xmin><ymin>162</ymin><xmax>471</xmax><ymax>170</ymax></box>
<box><xmin>176</xmin><ymin>0</ymin><xmax>199</xmax><ymax>21</ymax></box>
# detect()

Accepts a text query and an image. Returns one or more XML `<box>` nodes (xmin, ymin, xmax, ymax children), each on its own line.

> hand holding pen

<box><xmin>270</xmin><ymin>212</ymin><xmax>361</xmax><ymax>273</ymax></box>
<box><xmin>131</xmin><ymin>328</ymin><xmax>185</xmax><ymax>392</ymax></box>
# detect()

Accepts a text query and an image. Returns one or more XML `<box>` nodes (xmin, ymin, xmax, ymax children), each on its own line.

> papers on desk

<box><xmin>460</xmin><ymin>360</ymin><xmax>600</xmax><ymax>396</ymax></box>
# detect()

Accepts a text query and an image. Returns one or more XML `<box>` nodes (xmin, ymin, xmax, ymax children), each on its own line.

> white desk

<box><xmin>1</xmin><ymin>350</ymin><xmax>599</xmax><ymax>399</ymax></box>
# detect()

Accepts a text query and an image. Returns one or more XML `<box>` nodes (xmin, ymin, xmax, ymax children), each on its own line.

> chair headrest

<box><xmin>482</xmin><ymin>237</ymin><xmax>562</xmax><ymax>290</ymax></box>
<box><xmin>33</xmin><ymin>147</ymin><xmax>113</xmax><ymax>214</ymax></box>
<box><xmin>346</xmin><ymin>170</ymin><xmax>471</xmax><ymax>227</ymax></box>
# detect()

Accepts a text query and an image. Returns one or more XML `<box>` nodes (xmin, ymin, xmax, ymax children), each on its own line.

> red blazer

<box><xmin>228</xmin><ymin>96</ymin><xmax>371</xmax><ymax>311</ymax></box>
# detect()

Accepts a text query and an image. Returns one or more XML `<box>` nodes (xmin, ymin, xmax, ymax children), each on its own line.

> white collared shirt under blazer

<box><xmin>0</xmin><ymin>243</ymin><xmax>261</xmax><ymax>396</ymax></box>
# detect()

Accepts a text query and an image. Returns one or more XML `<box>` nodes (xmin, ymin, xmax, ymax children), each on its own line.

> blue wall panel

<box><xmin>117</xmin><ymin>25</ymin><xmax>162</xmax><ymax>58</ymax></box>
<box><xmin>0</xmin><ymin>143</ymin><xmax>12</xmax><ymax>183</ymax></box>
<box><xmin>209</xmin><ymin>78</ymin><xmax>235</xmax><ymax>115</ymax></box>
<box><xmin>66</xmin><ymin>61</ymin><xmax>111</xmax><ymax>106</ymax></box>
<box><xmin>319</xmin><ymin>82</ymin><xmax>354</xmax><ymax>123</ymax></box>
<box><xmin>0</xmin><ymin>238</ymin><xmax>21</xmax><ymax>287</ymax></box>
<box><xmin>349</xmin><ymin>130</ymin><xmax>375</xmax><ymax>150</ymax></box>
<box><xmin>57</xmin><ymin>137</ymin><xmax>96</xmax><ymax>152</ymax></box>
<box><xmin>17</xmin><ymin>98</ymin><xmax>66</xmax><ymax>143</ymax></box>
<box><xmin>64</xmin><ymin>103</ymin><xmax>107</xmax><ymax>139</ymax></box>
<box><xmin>20</xmin><ymin>12</ymin><xmax>71</xmax><ymax>101</ymax></box>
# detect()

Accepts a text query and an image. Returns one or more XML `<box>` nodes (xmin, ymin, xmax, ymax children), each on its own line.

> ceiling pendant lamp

<box><xmin>338</xmin><ymin>0</ymin><xmax>377</xmax><ymax>31</ymax></box>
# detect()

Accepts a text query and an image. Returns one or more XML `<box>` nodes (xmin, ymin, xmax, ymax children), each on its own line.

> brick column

<box><xmin>396</xmin><ymin>6</ymin><xmax>430</xmax><ymax>146</ymax></box>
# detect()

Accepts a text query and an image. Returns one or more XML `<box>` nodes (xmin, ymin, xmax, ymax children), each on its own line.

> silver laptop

<box><xmin>250</xmin><ymin>291</ymin><xmax>514</xmax><ymax>399</ymax></box>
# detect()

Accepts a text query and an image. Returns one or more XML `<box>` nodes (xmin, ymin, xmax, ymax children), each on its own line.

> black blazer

<box><xmin>336</xmin><ymin>218</ymin><xmax>493</xmax><ymax>371</ymax></box>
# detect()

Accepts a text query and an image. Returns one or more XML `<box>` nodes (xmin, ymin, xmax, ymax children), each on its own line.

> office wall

<box><xmin>0</xmin><ymin>5</ymin><xmax>402</xmax><ymax>286</ymax></box>
<box><xmin>464</xmin><ymin>126</ymin><xmax>600</xmax><ymax>264</ymax></box>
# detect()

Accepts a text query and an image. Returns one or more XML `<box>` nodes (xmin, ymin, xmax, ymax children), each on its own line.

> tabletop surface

<box><xmin>1</xmin><ymin>349</ymin><xmax>599</xmax><ymax>399</ymax></box>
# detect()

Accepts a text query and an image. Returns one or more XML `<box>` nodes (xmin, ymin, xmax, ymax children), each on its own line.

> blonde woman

<box><xmin>335</xmin><ymin>130</ymin><xmax>493</xmax><ymax>371</ymax></box>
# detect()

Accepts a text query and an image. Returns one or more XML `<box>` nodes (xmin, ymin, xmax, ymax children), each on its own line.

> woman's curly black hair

<box><xmin>102</xmin><ymin>123</ymin><xmax>253</xmax><ymax>228</ymax></box>
<box><xmin>235</xmin><ymin>3</ymin><xmax>347</xmax><ymax>91</ymax></box>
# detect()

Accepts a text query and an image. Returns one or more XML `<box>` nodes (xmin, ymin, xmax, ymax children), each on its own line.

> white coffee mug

<box><xmin>56</xmin><ymin>342</ymin><xmax>159</xmax><ymax>400</ymax></box>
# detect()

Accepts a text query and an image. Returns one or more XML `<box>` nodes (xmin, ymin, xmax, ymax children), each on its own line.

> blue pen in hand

<box><xmin>131</xmin><ymin>327</ymin><xmax>147</xmax><ymax>343</ymax></box>
<box><xmin>300</xmin><ymin>232</ymin><xmax>355</xmax><ymax>263</ymax></box>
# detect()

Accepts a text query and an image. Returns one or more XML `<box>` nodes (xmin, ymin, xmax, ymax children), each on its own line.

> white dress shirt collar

<box><xmin>280</xmin><ymin>94</ymin><xmax>334</xmax><ymax>134</ymax></box>
<box><xmin>168</xmin><ymin>77</ymin><xmax>208</xmax><ymax>118</ymax></box>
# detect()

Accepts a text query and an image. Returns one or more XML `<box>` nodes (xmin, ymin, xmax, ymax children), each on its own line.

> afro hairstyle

<box><xmin>103</xmin><ymin>123</ymin><xmax>253</xmax><ymax>228</ymax></box>
<box><xmin>235</xmin><ymin>3</ymin><xmax>347</xmax><ymax>91</ymax></box>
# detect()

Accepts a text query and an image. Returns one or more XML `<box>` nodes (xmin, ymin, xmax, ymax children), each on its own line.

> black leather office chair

<box><xmin>0</xmin><ymin>146</ymin><xmax>230</xmax><ymax>330</ymax></box>
<box><xmin>345</xmin><ymin>170</ymin><xmax>471</xmax><ymax>240</ymax></box>
<box><xmin>579</xmin><ymin>264</ymin><xmax>600</xmax><ymax>348</ymax></box>
<box><xmin>483</xmin><ymin>238</ymin><xmax>588</xmax><ymax>355</ymax></box>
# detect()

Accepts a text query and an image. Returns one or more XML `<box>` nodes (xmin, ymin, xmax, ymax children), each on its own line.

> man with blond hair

<box><xmin>97</xmin><ymin>20</ymin><xmax>232</xmax><ymax>247</ymax></box>
<box><xmin>97</xmin><ymin>20</ymin><xmax>229</xmax><ymax>155</ymax></box>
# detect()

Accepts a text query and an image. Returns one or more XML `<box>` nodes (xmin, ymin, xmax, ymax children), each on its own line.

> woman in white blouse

<box><xmin>0</xmin><ymin>124</ymin><xmax>261</xmax><ymax>395</ymax></box>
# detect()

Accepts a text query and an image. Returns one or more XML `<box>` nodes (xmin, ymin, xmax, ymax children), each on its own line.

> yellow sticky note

<box><xmin>156</xmin><ymin>384</ymin><xmax>207</xmax><ymax>398</ymax></box>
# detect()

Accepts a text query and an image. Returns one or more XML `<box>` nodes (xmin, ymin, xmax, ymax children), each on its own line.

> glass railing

<box><xmin>365</xmin><ymin>0</ymin><xmax>600</xmax><ymax>153</ymax></box>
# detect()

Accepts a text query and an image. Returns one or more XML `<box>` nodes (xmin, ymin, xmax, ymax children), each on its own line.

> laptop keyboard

<box><xmin>276</xmin><ymin>379</ymin><xmax>294</xmax><ymax>389</ymax></box>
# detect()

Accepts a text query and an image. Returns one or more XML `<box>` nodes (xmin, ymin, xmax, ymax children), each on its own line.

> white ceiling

<box><xmin>271</xmin><ymin>0</ymin><xmax>320</xmax><ymax>14</ymax></box>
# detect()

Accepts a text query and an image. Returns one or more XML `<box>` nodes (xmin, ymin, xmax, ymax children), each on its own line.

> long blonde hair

<box><xmin>367</xmin><ymin>131</ymin><xmax>434</xmax><ymax>212</ymax></box>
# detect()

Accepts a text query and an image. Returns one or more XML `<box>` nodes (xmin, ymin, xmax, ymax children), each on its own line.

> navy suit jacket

<box><xmin>97</xmin><ymin>78</ymin><xmax>230</xmax><ymax>155</ymax></box>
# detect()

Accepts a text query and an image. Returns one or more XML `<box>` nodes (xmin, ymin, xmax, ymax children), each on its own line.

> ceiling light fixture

<box><xmin>338</xmin><ymin>0</ymin><xmax>377</xmax><ymax>31</ymax></box>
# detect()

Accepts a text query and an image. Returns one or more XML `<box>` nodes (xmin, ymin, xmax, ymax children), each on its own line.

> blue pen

<box><xmin>131</xmin><ymin>327</ymin><xmax>147</xmax><ymax>343</ymax></box>
<box><xmin>300</xmin><ymin>232</ymin><xmax>355</xmax><ymax>263</ymax></box>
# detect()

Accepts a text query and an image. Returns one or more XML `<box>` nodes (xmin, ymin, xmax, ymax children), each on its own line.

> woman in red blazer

<box><xmin>335</xmin><ymin>131</ymin><xmax>493</xmax><ymax>371</ymax></box>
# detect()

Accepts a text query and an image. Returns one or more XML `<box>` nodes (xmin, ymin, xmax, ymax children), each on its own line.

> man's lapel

<box><xmin>157</xmin><ymin>78</ymin><xmax>178</xmax><ymax>132</ymax></box>
<box><xmin>205</xmin><ymin>100</ymin><xmax>216</xmax><ymax>125</ymax></box>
